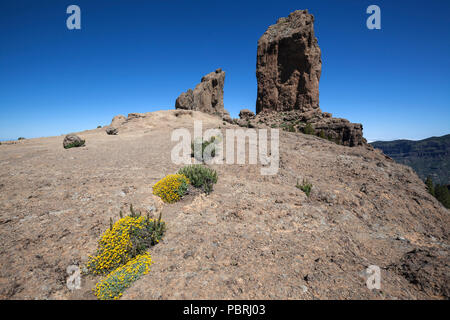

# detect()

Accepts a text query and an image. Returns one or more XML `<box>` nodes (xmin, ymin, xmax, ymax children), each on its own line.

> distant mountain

<box><xmin>371</xmin><ymin>134</ymin><xmax>450</xmax><ymax>185</ymax></box>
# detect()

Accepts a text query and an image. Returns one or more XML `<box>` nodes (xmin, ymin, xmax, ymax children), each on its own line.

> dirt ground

<box><xmin>0</xmin><ymin>110</ymin><xmax>448</xmax><ymax>299</ymax></box>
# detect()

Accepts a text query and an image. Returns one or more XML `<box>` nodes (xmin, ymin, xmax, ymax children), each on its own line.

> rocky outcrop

<box><xmin>110</xmin><ymin>115</ymin><xmax>126</xmax><ymax>127</ymax></box>
<box><xmin>254</xmin><ymin>10</ymin><xmax>365</xmax><ymax>147</ymax></box>
<box><xmin>256</xmin><ymin>10</ymin><xmax>321</xmax><ymax>114</ymax></box>
<box><xmin>127</xmin><ymin>113</ymin><xmax>146</xmax><ymax>120</ymax></box>
<box><xmin>239</xmin><ymin>109</ymin><xmax>255</xmax><ymax>120</ymax></box>
<box><xmin>246</xmin><ymin>110</ymin><xmax>366</xmax><ymax>147</ymax></box>
<box><xmin>175</xmin><ymin>69</ymin><xmax>226</xmax><ymax>116</ymax></box>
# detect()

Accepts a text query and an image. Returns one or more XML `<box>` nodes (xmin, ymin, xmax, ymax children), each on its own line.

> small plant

<box><xmin>97</xmin><ymin>125</ymin><xmax>102</xmax><ymax>128</ymax></box>
<box><xmin>296</xmin><ymin>178</ymin><xmax>313</xmax><ymax>197</ymax></box>
<box><xmin>302</xmin><ymin>123</ymin><xmax>315</xmax><ymax>135</ymax></box>
<box><xmin>152</xmin><ymin>174</ymin><xmax>190</xmax><ymax>203</ymax></box>
<box><xmin>178</xmin><ymin>164</ymin><xmax>218</xmax><ymax>194</ymax></box>
<box><xmin>93</xmin><ymin>252</ymin><xmax>152</xmax><ymax>300</ymax></box>
<box><xmin>318</xmin><ymin>130</ymin><xmax>326</xmax><ymax>139</ymax></box>
<box><xmin>281</xmin><ymin>123</ymin><xmax>296</xmax><ymax>132</ymax></box>
<box><xmin>191</xmin><ymin>136</ymin><xmax>217</xmax><ymax>162</ymax></box>
<box><xmin>18</xmin><ymin>137</ymin><xmax>25</xmax><ymax>140</ymax></box>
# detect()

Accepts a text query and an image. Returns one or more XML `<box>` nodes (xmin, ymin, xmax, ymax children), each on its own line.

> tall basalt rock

<box><xmin>254</xmin><ymin>10</ymin><xmax>366</xmax><ymax>147</ymax></box>
<box><xmin>256</xmin><ymin>10</ymin><xmax>322</xmax><ymax>114</ymax></box>
<box><xmin>175</xmin><ymin>68</ymin><xmax>227</xmax><ymax>116</ymax></box>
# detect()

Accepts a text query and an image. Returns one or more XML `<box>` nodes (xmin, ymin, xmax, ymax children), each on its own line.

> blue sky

<box><xmin>0</xmin><ymin>0</ymin><xmax>449</xmax><ymax>141</ymax></box>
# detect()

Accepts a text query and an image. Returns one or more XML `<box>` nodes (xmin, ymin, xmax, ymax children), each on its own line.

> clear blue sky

<box><xmin>1</xmin><ymin>0</ymin><xmax>449</xmax><ymax>141</ymax></box>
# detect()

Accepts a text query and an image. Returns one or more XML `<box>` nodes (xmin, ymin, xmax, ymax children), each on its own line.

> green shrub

<box><xmin>64</xmin><ymin>140</ymin><xmax>85</xmax><ymax>149</ymax></box>
<box><xmin>425</xmin><ymin>177</ymin><xmax>450</xmax><ymax>209</ymax></box>
<box><xmin>191</xmin><ymin>137</ymin><xmax>217</xmax><ymax>162</ymax></box>
<box><xmin>296</xmin><ymin>178</ymin><xmax>313</xmax><ymax>197</ymax></box>
<box><xmin>18</xmin><ymin>137</ymin><xmax>25</xmax><ymax>140</ymax></box>
<box><xmin>425</xmin><ymin>177</ymin><xmax>435</xmax><ymax>196</ymax></box>
<box><xmin>302</xmin><ymin>123</ymin><xmax>315</xmax><ymax>135</ymax></box>
<box><xmin>178</xmin><ymin>164</ymin><xmax>218</xmax><ymax>194</ymax></box>
<box><xmin>281</xmin><ymin>123</ymin><xmax>296</xmax><ymax>132</ymax></box>
<box><xmin>435</xmin><ymin>184</ymin><xmax>450</xmax><ymax>209</ymax></box>
<box><xmin>318</xmin><ymin>130</ymin><xmax>326</xmax><ymax>139</ymax></box>
<box><xmin>97</xmin><ymin>125</ymin><xmax>102</xmax><ymax>128</ymax></box>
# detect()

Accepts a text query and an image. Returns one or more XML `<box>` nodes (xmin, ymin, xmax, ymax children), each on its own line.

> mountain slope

<box><xmin>0</xmin><ymin>110</ymin><xmax>448</xmax><ymax>300</ymax></box>
<box><xmin>371</xmin><ymin>134</ymin><xmax>450</xmax><ymax>185</ymax></box>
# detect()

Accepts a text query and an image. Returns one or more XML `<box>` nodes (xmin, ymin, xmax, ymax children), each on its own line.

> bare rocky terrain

<box><xmin>0</xmin><ymin>110</ymin><xmax>448</xmax><ymax>300</ymax></box>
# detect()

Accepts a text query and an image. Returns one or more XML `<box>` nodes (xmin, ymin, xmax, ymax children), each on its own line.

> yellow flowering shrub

<box><xmin>85</xmin><ymin>206</ymin><xmax>166</xmax><ymax>300</ymax></box>
<box><xmin>94</xmin><ymin>252</ymin><xmax>152</xmax><ymax>300</ymax></box>
<box><xmin>86</xmin><ymin>207</ymin><xmax>165</xmax><ymax>275</ymax></box>
<box><xmin>152</xmin><ymin>174</ymin><xmax>189</xmax><ymax>203</ymax></box>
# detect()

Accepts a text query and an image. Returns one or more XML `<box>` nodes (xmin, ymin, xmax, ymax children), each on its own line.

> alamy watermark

<box><xmin>366</xmin><ymin>5</ymin><xmax>381</xmax><ymax>30</ymax></box>
<box><xmin>171</xmin><ymin>120</ymin><xmax>279</xmax><ymax>175</ymax></box>
<box><xmin>66</xmin><ymin>5</ymin><xmax>81</xmax><ymax>30</ymax></box>
<box><xmin>65</xmin><ymin>5</ymin><xmax>380</xmax><ymax>31</ymax></box>
<box><xmin>365</xmin><ymin>265</ymin><xmax>381</xmax><ymax>290</ymax></box>
<box><xmin>66</xmin><ymin>265</ymin><xmax>81</xmax><ymax>291</ymax></box>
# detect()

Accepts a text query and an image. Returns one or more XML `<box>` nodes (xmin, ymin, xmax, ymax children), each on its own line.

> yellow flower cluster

<box><xmin>93</xmin><ymin>252</ymin><xmax>153</xmax><ymax>300</ymax></box>
<box><xmin>152</xmin><ymin>174</ymin><xmax>190</xmax><ymax>203</ymax></box>
<box><xmin>86</xmin><ymin>215</ymin><xmax>148</xmax><ymax>274</ymax></box>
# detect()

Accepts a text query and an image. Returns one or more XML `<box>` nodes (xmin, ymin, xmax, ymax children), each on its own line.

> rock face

<box><xmin>175</xmin><ymin>69</ymin><xmax>226</xmax><ymax>116</ymax></box>
<box><xmin>110</xmin><ymin>115</ymin><xmax>126</xmax><ymax>128</ymax></box>
<box><xmin>253</xmin><ymin>10</ymin><xmax>365</xmax><ymax>147</ymax></box>
<box><xmin>256</xmin><ymin>10</ymin><xmax>321</xmax><ymax>114</ymax></box>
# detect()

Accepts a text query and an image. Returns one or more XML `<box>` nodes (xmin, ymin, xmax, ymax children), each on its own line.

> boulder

<box><xmin>222</xmin><ymin>113</ymin><xmax>233</xmax><ymax>123</ymax></box>
<box><xmin>239</xmin><ymin>109</ymin><xmax>255</xmax><ymax>120</ymax></box>
<box><xmin>106</xmin><ymin>127</ymin><xmax>118</xmax><ymax>135</ymax></box>
<box><xmin>256</xmin><ymin>10</ymin><xmax>322</xmax><ymax>114</ymax></box>
<box><xmin>63</xmin><ymin>134</ymin><xmax>85</xmax><ymax>149</ymax></box>
<box><xmin>175</xmin><ymin>69</ymin><xmax>227</xmax><ymax>116</ymax></box>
